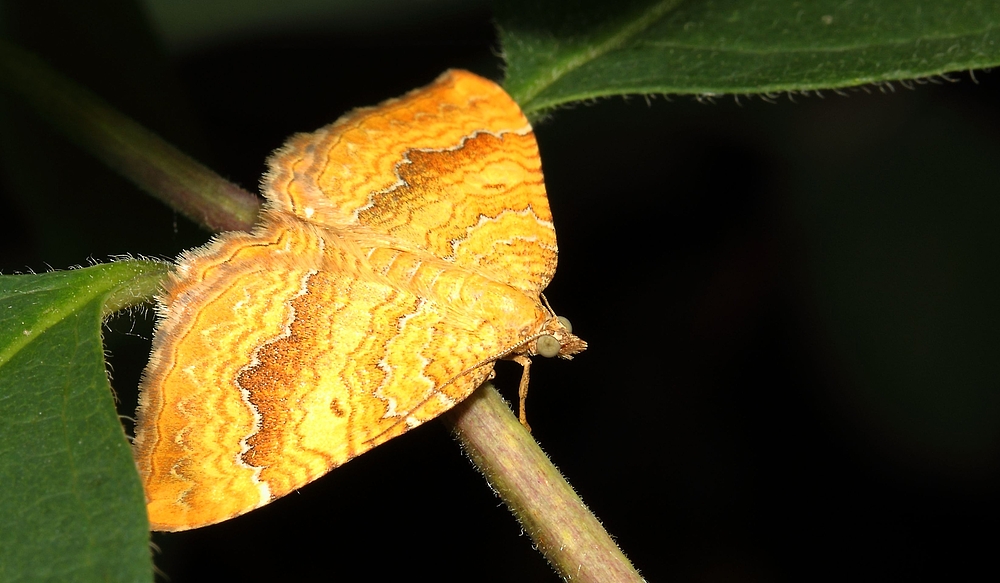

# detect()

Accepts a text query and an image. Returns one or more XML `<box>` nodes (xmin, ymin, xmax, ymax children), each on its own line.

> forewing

<box><xmin>134</xmin><ymin>217</ymin><xmax>524</xmax><ymax>531</ymax></box>
<box><xmin>262</xmin><ymin>70</ymin><xmax>558</xmax><ymax>295</ymax></box>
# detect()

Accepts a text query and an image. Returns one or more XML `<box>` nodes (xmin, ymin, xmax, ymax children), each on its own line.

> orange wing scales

<box><xmin>133</xmin><ymin>70</ymin><xmax>585</xmax><ymax>531</ymax></box>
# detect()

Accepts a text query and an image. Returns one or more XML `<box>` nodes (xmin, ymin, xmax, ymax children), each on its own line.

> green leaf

<box><xmin>0</xmin><ymin>260</ymin><xmax>167</xmax><ymax>583</ymax></box>
<box><xmin>497</xmin><ymin>0</ymin><xmax>1000</xmax><ymax>116</ymax></box>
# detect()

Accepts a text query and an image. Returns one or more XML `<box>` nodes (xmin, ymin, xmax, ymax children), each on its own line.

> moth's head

<box><xmin>531</xmin><ymin>315</ymin><xmax>587</xmax><ymax>360</ymax></box>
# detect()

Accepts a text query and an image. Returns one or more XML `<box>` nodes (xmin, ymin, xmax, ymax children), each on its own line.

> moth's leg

<box><xmin>513</xmin><ymin>355</ymin><xmax>532</xmax><ymax>432</ymax></box>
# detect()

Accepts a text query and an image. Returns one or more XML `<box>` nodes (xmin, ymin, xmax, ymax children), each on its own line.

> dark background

<box><xmin>2</xmin><ymin>1</ymin><xmax>998</xmax><ymax>581</ymax></box>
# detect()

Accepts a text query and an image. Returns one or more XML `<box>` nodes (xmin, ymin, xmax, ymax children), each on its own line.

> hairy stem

<box><xmin>0</xmin><ymin>39</ymin><xmax>259</xmax><ymax>233</ymax></box>
<box><xmin>447</xmin><ymin>385</ymin><xmax>645</xmax><ymax>582</ymax></box>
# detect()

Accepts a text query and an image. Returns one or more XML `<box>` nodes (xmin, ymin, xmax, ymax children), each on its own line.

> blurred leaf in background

<box><xmin>499</xmin><ymin>0</ymin><xmax>1000</xmax><ymax>115</ymax></box>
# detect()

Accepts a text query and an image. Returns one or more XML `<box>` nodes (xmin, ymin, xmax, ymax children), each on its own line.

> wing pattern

<box><xmin>134</xmin><ymin>71</ymin><xmax>582</xmax><ymax>531</ymax></box>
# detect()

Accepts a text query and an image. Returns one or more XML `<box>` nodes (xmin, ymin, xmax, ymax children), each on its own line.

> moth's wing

<box><xmin>134</xmin><ymin>217</ymin><xmax>513</xmax><ymax>532</ymax></box>
<box><xmin>262</xmin><ymin>69</ymin><xmax>558</xmax><ymax>296</ymax></box>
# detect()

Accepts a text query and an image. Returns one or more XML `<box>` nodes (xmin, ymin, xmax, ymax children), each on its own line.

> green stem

<box><xmin>447</xmin><ymin>385</ymin><xmax>645</xmax><ymax>582</ymax></box>
<box><xmin>0</xmin><ymin>38</ymin><xmax>260</xmax><ymax>233</ymax></box>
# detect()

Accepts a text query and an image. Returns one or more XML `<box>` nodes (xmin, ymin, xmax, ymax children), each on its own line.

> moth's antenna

<box><xmin>540</xmin><ymin>293</ymin><xmax>556</xmax><ymax>317</ymax></box>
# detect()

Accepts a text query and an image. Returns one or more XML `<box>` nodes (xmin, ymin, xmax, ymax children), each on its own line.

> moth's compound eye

<box><xmin>537</xmin><ymin>334</ymin><xmax>561</xmax><ymax>358</ymax></box>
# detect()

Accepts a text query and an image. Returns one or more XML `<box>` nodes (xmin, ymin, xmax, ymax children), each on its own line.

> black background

<box><xmin>2</xmin><ymin>1</ymin><xmax>998</xmax><ymax>581</ymax></box>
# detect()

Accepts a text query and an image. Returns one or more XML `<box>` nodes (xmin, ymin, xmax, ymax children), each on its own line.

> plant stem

<box><xmin>0</xmin><ymin>38</ymin><xmax>260</xmax><ymax>233</ymax></box>
<box><xmin>447</xmin><ymin>385</ymin><xmax>645</xmax><ymax>582</ymax></box>
<box><xmin>0</xmin><ymin>40</ymin><xmax>643</xmax><ymax>582</ymax></box>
